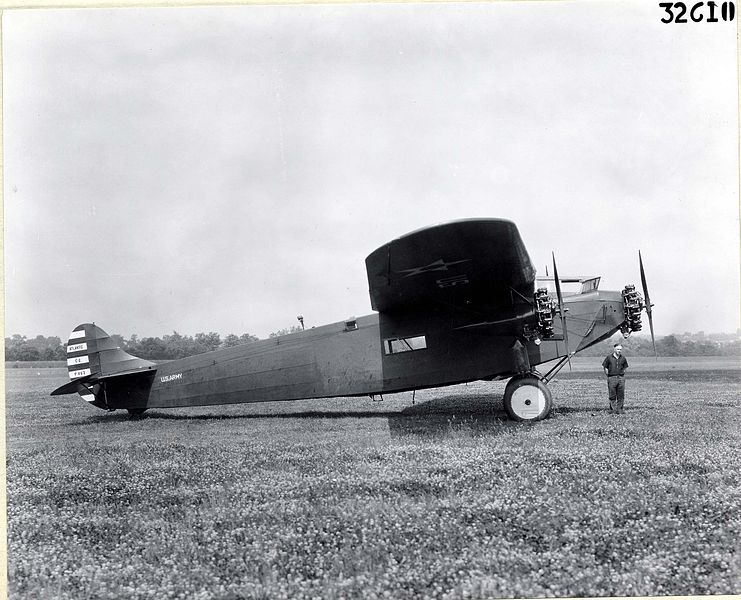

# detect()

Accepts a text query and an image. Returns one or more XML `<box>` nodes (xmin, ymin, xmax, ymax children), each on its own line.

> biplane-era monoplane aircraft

<box><xmin>52</xmin><ymin>219</ymin><xmax>655</xmax><ymax>421</ymax></box>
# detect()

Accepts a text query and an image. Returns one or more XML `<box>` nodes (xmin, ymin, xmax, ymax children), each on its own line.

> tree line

<box><xmin>5</xmin><ymin>331</ymin><xmax>259</xmax><ymax>362</ymax></box>
<box><xmin>5</xmin><ymin>329</ymin><xmax>741</xmax><ymax>361</ymax></box>
<box><xmin>576</xmin><ymin>333</ymin><xmax>741</xmax><ymax>357</ymax></box>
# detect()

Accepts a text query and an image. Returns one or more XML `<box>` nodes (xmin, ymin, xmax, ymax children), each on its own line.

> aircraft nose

<box><xmin>589</xmin><ymin>292</ymin><xmax>628</xmax><ymax>346</ymax></box>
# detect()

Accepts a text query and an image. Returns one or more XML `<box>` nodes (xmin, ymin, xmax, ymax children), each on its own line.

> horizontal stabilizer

<box><xmin>51</xmin><ymin>376</ymin><xmax>94</xmax><ymax>396</ymax></box>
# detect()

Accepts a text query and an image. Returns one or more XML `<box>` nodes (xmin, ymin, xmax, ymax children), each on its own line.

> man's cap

<box><xmin>613</xmin><ymin>343</ymin><xmax>623</xmax><ymax>348</ymax></box>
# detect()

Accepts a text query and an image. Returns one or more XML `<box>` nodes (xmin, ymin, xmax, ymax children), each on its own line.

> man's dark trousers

<box><xmin>608</xmin><ymin>375</ymin><xmax>625</xmax><ymax>413</ymax></box>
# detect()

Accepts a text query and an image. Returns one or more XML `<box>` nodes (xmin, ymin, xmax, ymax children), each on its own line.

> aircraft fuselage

<box><xmin>101</xmin><ymin>289</ymin><xmax>626</xmax><ymax>412</ymax></box>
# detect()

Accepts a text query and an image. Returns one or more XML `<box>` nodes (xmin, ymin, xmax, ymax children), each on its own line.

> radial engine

<box><xmin>621</xmin><ymin>284</ymin><xmax>646</xmax><ymax>337</ymax></box>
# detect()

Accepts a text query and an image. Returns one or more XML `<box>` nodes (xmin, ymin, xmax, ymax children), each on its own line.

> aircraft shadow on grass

<box><xmin>554</xmin><ymin>406</ymin><xmax>624</xmax><ymax>414</ymax></box>
<box><xmin>71</xmin><ymin>394</ymin><xmax>663</xmax><ymax>434</ymax></box>
<box><xmin>72</xmin><ymin>393</ymin><xmax>538</xmax><ymax>437</ymax></box>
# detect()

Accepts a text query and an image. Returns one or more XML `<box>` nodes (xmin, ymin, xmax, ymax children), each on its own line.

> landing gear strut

<box><xmin>503</xmin><ymin>374</ymin><xmax>553</xmax><ymax>422</ymax></box>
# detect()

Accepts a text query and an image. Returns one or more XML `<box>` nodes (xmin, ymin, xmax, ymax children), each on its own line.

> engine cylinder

<box><xmin>621</xmin><ymin>284</ymin><xmax>644</xmax><ymax>336</ymax></box>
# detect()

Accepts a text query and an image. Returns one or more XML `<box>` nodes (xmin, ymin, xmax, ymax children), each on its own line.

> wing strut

<box><xmin>542</xmin><ymin>354</ymin><xmax>572</xmax><ymax>383</ymax></box>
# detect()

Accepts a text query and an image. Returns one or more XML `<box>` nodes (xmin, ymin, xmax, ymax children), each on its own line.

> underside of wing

<box><xmin>365</xmin><ymin>219</ymin><xmax>536</xmax><ymax>317</ymax></box>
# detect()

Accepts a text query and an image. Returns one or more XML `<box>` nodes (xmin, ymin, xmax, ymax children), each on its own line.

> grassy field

<box><xmin>6</xmin><ymin>357</ymin><xmax>741</xmax><ymax>599</ymax></box>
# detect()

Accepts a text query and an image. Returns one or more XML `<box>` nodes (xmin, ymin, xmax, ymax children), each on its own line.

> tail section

<box><xmin>65</xmin><ymin>325</ymin><xmax>105</xmax><ymax>386</ymax></box>
<box><xmin>52</xmin><ymin>324</ymin><xmax>157</xmax><ymax>411</ymax></box>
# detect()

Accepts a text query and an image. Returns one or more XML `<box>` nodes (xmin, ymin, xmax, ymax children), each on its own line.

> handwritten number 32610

<box><xmin>659</xmin><ymin>1</ymin><xmax>736</xmax><ymax>22</ymax></box>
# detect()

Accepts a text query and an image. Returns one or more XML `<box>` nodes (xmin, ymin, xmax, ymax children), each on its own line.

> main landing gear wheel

<box><xmin>504</xmin><ymin>376</ymin><xmax>553</xmax><ymax>422</ymax></box>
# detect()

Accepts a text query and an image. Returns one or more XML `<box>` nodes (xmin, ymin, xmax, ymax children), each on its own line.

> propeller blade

<box><xmin>552</xmin><ymin>252</ymin><xmax>571</xmax><ymax>370</ymax></box>
<box><xmin>639</xmin><ymin>251</ymin><xmax>652</xmax><ymax>315</ymax></box>
<box><xmin>646</xmin><ymin>310</ymin><xmax>657</xmax><ymax>358</ymax></box>
<box><xmin>639</xmin><ymin>250</ymin><xmax>657</xmax><ymax>358</ymax></box>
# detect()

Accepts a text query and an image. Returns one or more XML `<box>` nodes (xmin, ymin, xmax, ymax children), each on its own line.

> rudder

<box><xmin>53</xmin><ymin>323</ymin><xmax>157</xmax><ymax>411</ymax></box>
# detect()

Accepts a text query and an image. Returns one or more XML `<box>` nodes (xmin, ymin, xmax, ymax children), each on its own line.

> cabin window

<box><xmin>344</xmin><ymin>319</ymin><xmax>358</xmax><ymax>331</ymax></box>
<box><xmin>384</xmin><ymin>335</ymin><xmax>427</xmax><ymax>355</ymax></box>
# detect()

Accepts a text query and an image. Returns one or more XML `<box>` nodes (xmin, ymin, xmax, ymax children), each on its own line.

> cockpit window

<box><xmin>535</xmin><ymin>279</ymin><xmax>582</xmax><ymax>296</ymax></box>
<box><xmin>580</xmin><ymin>277</ymin><xmax>600</xmax><ymax>293</ymax></box>
<box><xmin>535</xmin><ymin>276</ymin><xmax>600</xmax><ymax>296</ymax></box>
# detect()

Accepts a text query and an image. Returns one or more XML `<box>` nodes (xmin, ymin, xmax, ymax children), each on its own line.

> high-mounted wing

<box><xmin>365</xmin><ymin>219</ymin><xmax>536</xmax><ymax>315</ymax></box>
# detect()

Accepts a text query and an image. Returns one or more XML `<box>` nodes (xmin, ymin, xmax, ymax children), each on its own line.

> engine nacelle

<box><xmin>621</xmin><ymin>284</ymin><xmax>644</xmax><ymax>337</ymax></box>
<box><xmin>534</xmin><ymin>287</ymin><xmax>557</xmax><ymax>339</ymax></box>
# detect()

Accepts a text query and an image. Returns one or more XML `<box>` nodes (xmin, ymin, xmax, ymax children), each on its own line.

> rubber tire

<box><xmin>503</xmin><ymin>376</ymin><xmax>553</xmax><ymax>422</ymax></box>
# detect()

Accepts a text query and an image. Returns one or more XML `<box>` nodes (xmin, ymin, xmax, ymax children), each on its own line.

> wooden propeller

<box><xmin>552</xmin><ymin>252</ymin><xmax>572</xmax><ymax>370</ymax></box>
<box><xmin>639</xmin><ymin>250</ymin><xmax>657</xmax><ymax>358</ymax></box>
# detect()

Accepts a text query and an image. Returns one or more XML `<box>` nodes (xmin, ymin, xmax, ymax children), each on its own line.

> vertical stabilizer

<box><xmin>53</xmin><ymin>323</ymin><xmax>157</xmax><ymax>410</ymax></box>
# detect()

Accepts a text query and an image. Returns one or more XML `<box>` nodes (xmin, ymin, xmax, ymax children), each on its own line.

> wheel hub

<box><xmin>510</xmin><ymin>385</ymin><xmax>547</xmax><ymax>420</ymax></box>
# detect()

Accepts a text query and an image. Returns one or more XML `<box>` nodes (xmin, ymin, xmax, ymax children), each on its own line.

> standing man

<box><xmin>602</xmin><ymin>343</ymin><xmax>629</xmax><ymax>413</ymax></box>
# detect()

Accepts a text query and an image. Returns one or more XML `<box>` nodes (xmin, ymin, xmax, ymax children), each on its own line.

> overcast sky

<box><xmin>4</xmin><ymin>1</ymin><xmax>738</xmax><ymax>341</ymax></box>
